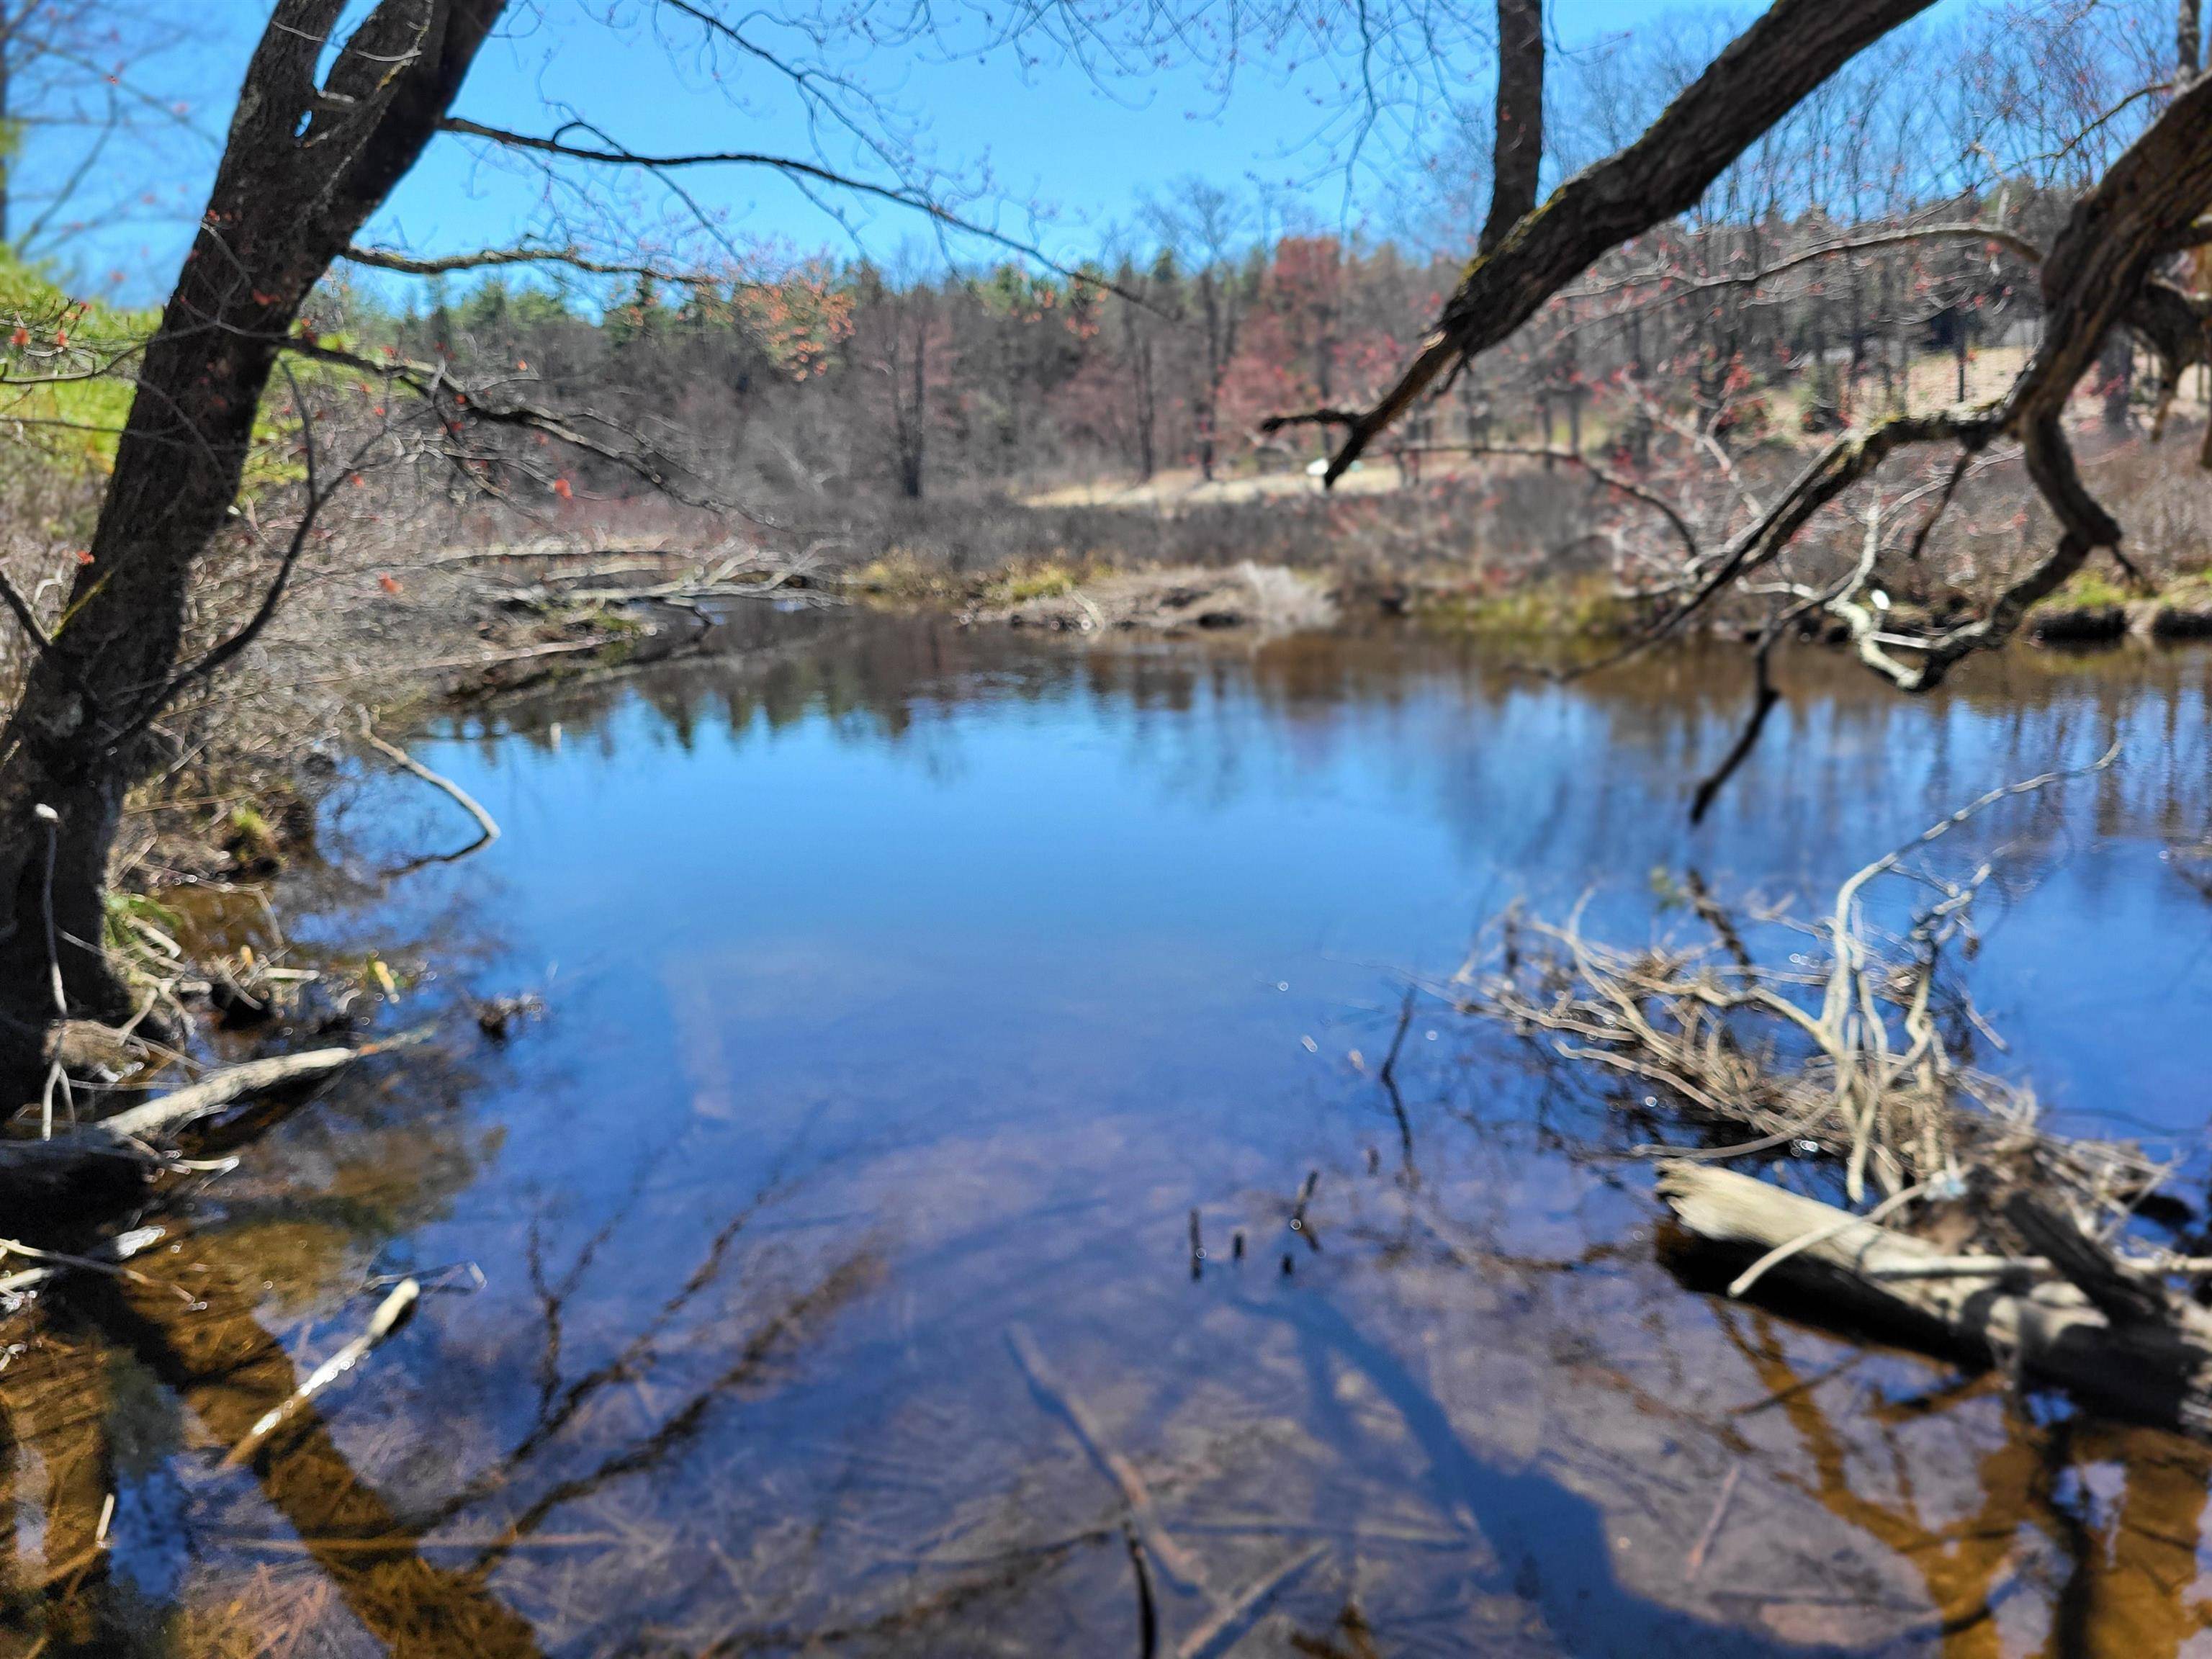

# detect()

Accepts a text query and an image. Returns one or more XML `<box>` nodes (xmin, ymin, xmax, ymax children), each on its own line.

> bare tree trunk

<box><xmin>0</xmin><ymin>0</ymin><xmax>505</xmax><ymax>1102</ymax></box>
<box><xmin>1136</xmin><ymin>343</ymin><xmax>1156</xmax><ymax>481</ymax></box>
<box><xmin>1483</xmin><ymin>0</ymin><xmax>1544</xmax><ymax>256</ymax></box>
<box><xmin>895</xmin><ymin>308</ymin><xmax>927</xmax><ymax>499</ymax></box>
<box><xmin>1197</xmin><ymin>270</ymin><xmax>1230</xmax><ymax>482</ymax></box>
<box><xmin>2183</xmin><ymin>0</ymin><xmax>2203</xmax><ymax>86</ymax></box>
<box><xmin>1122</xmin><ymin>297</ymin><xmax>1158</xmax><ymax>481</ymax></box>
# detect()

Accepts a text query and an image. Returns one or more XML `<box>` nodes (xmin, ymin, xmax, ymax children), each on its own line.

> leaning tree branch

<box><xmin>1454</xmin><ymin>63</ymin><xmax>2212</xmax><ymax>698</ymax></box>
<box><xmin>1306</xmin><ymin>0</ymin><xmax>1944</xmax><ymax>484</ymax></box>
<box><xmin>0</xmin><ymin>559</ymin><xmax>55</xmax><ymax>660</ymax></box>
<box><xmin>1563</xmin><ymin>222</ymin><xmax>2046</xmax><ymax>308</ymax></box>
<box><xmin>283</xmin><ymin>338</ymin><xmax>744</xmax><ymax>516</ymax></box>
<box><xmin>343</xmin><ymin>243</ymin><xmax>743</xmax><ymax>289</ymax></box>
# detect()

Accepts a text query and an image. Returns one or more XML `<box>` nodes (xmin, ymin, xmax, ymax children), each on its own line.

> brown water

<box><xmin>12</xmin><ymin>613</ymin><xmax>2212</xmax><ymax>1657</ymax></box>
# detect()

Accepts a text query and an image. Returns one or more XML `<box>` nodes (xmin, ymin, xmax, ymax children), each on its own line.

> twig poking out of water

<box><xmin>222</xmin><ymin>1278</ymin><xmax>420</xmax><ymax>1467</ymax></box>
<box><xmin>1125</xmin><ymin>1522</ymin><xmax>1160</xmax><ymax>1659</ymax></box>
<box><xmin>356</xmin><ymin>706</ymin><xmax>500</xmax><ymax>869</ymax></box>
<box><xmin>1290</xmin><ymin>1170</ymin><xmax>1322</xmax><ymax>1253</ymax></box>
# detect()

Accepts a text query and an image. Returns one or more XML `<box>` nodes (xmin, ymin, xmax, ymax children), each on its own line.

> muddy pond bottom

<box><xmin>23</xmin><ymin>615</ymin><xmax>2212</xmax><ymax>1657</ymax></box>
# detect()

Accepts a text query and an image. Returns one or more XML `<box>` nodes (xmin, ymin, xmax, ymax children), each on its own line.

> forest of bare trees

<box><xmin>322</xmin><ymin>0</ymin><xmax>2185</xmax><ymax>509</ymax></box>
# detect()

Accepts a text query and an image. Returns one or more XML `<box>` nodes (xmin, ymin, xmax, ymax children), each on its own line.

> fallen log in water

<box><xmin>96</xmin><ymin>1046</ymin><xmax>361</xmax><ymax>1143</ymax></box>
<box><xmin>0</xmin><ymin>1044</ymin><xmax>370</xmax><ymax>1200</ymax></box>
<box><xmin>1656</xmin><ymin>1161</ymin><xmax>2212</xmax><ymax>1434</ymax></box>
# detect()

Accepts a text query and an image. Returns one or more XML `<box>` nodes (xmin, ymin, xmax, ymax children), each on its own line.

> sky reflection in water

<box><xmin>38</xmin><ymin>616</ymin><xmax>2212</xmax><ymax>1656</ymax></box>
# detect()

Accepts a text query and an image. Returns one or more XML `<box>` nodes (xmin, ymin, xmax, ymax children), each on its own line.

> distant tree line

<box><xmin>356</xmin><ymin>0</ymin><xmax>2180</xmax><ymax>509</ymax></box>
<box><xmin>362</xmin><ymin>184</ymin><xmax>2072</xmax><ymax>510</ymax></box>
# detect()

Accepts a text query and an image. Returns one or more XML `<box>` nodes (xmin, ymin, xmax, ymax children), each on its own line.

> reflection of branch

<box><xmin>466</xmin><ymin>1254</ymin><xmax>878</xmax><ymax>1579</ymax></box>
<box><xmin>1689</xmin><ymin>650</ymin><xmax>1780</xmax><ymax>826</ymax></box>
<box><xmin>357</xmin><ymin>708</ymin><xmax>501</xmax><ymax>870</ymax></box>
<box><xmin>425</xmin><ymin>1183</ymin><xmax>786</xmax><ymax>1529</ymax></box>
<box><xmin>1377</xmin><ymin>986</ymin><xmax>1419</xmax><ymax>1184</ymax></box>
<box><xmin>81</xmin><ymin>1235</ymin><xmax>544</xmax><ymax>1656</ymax></box>
<box><xmin>1711</xmin><ymin>1306</ymin><xmax>2033</xmax><ymax>1638</ymax></box>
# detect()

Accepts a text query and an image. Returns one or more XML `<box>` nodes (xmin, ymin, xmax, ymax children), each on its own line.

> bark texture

<box><xmin>1480</xmin><ymin>0</ymin><xmax>1544</xmax><ymax>257</ymax></box>
<box><xmin>0</xmin><ymin>0</ymin><xmax>505</xmax><ymax>1102</ymax></box>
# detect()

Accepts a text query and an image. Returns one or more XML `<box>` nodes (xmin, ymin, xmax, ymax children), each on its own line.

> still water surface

<box><xmin>30</xmin><ymin>614</ymin><xmax>2212</xmax><ymax>1656</ymax></box>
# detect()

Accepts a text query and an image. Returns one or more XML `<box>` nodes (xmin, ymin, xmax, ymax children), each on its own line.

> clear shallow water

<box><xmin>20</xmin><ymin>615</ymin><xmax>2212</xmax><ymax>1656</ymax></box>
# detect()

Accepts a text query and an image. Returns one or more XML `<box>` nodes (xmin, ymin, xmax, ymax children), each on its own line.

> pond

<box><xmin>22</xmin><ymin>612</ymin><xmax>2212</xmax><ymax>1656</ymax></box>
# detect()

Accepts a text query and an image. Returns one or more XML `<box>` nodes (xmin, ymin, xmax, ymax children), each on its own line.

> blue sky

<box><xmin>39</xmin><ymin>1</ymin><xmax>1773</xmax><ymax>302</ymax></box>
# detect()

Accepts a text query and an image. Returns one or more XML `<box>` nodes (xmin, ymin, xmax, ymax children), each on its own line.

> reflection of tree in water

<box><xmin>454</xmin><ymin>616</ymin><xmax>2212</xmax><ymax>891</ymax></box>
<box><xmin>0</xmin><ymin>806</ymin><xmax>879</xmax><ymax>1655</ymax></box>
<box><xmin>0</xmin><ymin>1137</ymin><xmax>881</xmax><ymax>1654</ymax></box>
<box><xmin>1716</xmin><ymin>1307</ymin><xmax>2212</xmax><ymax>1658</ymax></box>
<box><xmin>9</xmin><ymin>620</ymin><xmax>2208</xmax><ymax>1653</ymax></box>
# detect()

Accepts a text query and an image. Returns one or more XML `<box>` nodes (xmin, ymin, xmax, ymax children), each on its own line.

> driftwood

<box><xmin>95</xmin><ymin>1046</ymin><xmax>361</xmax><ymax>1143</ymax></box>
<box><xmin>0</xmin><ymin>1045</ymin><xmax>369</xmax><ymax>1202</ymax></box>
<box><xmin>1657</xmin><ymin>1161</ymin><xmax>2212</xmax><ymax>1433</ymax></box>
<box><xmin>358</xmin><ymin>708</ymin><xmax>500</xmax><ymax>866</ymax></box>
<box><xmin>0</xmin><ymin>1226</ymin><xmax>166</xmax><ymax>1299</ymax></box>
<box><xmin>1451</xmin><ymin>751</ymin><xmax>2212</xmax><ymax>1434</ymax></box>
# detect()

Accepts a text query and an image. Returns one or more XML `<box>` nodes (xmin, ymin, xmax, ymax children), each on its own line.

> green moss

<box><xmin>1415</xmin><ymin>574</ymin><xmax>1632</xmax><ymax>642</ymax></box>
<box><xmin>103</xmin><ymin>889</ymin><xmax>185</xmax><ymax>960</ymax></box>
<box><xmin>984</xmin><ymin>557</ymin><xmax>1084</xmax><ymax>606</ymax></box>
<box><xmin>225</xmin><ymin>803</ymin><xmax>280</xmax><ymax>868</ymax></box>
<box><xmin>851</xmin><ymin>550</ymin><xmax>968</xmax><ymax>605</ymax></box>
<box><xmin>2031</xmin><ymin>569</ymin><xmax>2133</xmax><ymax>612</ymax></box>
<box><xmin>2159</xmin><ymin>567</ymin><xmax>2212</xmax><ymax>602</ymax></box>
